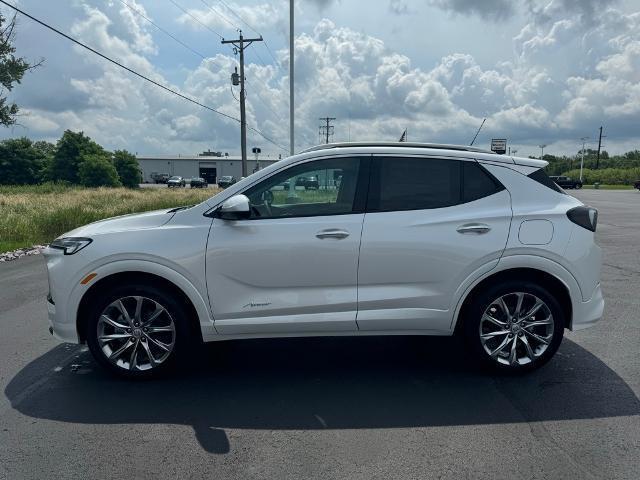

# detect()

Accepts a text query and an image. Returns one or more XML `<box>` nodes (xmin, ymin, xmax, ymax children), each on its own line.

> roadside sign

<box><xmin>491</xmin><ymin>138</ymin><xmax>507</xmax><ymax>154</ymax></box>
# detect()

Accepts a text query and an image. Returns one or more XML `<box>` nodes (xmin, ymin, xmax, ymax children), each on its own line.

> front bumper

<box><xmin>47</xmin><ymin>294</ymin><xmax>80</xmax><ymax>342</ymax></box>
<box><xmin>571</xmin><ymin>283</ymin><xmax>604</xmax><ymax>330</ymax></box>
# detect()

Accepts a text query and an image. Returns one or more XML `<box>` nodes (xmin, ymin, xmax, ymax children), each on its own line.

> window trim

<box><xmin>230</xmin><ymin>156</ymin><xmax>372</xmax><ymax>221</ymax></box>
<box><xmin>366</xmin><ymin>155</ymin><xmax>505</xmax><ymax>214</ymax></box>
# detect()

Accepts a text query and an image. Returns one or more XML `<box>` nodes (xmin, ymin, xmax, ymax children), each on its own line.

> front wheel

<box><xmin>463</xmin><ymin>282</ymin><xmax>565</xmax><ymax>373</ymax></box>
<box><xmin>575</xmin><ymin>183</ymin><xmax>583</xmax><ymax>189</ymax></box>
<box><xmin>86</xmin><ymin>284</ymin><xmax>192</xmax><ymax>379</ymax></box>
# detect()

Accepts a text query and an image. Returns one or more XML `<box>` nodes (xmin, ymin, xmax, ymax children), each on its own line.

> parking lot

<box><xmin>0</xmin><ymin>189</ymin><xmax>638</xmax><ymax>479</ymax></box>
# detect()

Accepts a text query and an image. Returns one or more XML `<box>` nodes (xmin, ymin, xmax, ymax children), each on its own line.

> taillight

<box><xmin>567</xmin><ymin>206</ymin><xmax>598</xmax><ymax>232</ymax></box>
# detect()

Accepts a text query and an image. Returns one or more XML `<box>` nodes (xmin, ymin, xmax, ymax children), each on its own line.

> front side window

<box><xmin>244</xmin><ymin>157</ymin><xmax>361</xmax><ymax>219</ymax></box>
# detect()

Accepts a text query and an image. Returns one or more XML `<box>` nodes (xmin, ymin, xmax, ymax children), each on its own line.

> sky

<box><xmin>1</xmin><ymin>0</ymin><xmax>639</xmax><ymax>158</ymax></box>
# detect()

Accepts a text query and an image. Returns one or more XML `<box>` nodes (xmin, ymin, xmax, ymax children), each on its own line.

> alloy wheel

<box><xmin>97</xmin><ymin>296</ymin><xmax>176</xmax><ymax>372</ymax></box>
<box><xmin>479</xmin><ymin>292</ymin><xmax>554</xmax><ymax>367</ymax></box>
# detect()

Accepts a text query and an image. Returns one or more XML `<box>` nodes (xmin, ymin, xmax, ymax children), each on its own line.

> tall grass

<box><xmin>0</xmin><ymin>184</ymin><xmax>220</xmax><ymax>252</ymax></box>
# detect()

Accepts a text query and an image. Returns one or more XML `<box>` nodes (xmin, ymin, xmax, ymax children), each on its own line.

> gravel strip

<box><xmin>0</xmin><ymin>245</ymin><xmax>47</xmax><ymax>262</ymax></box>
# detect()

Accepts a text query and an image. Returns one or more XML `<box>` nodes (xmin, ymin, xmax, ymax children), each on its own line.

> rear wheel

<box><xmin>86</xmin><ymin>284</ymin><xmax>191</xmax><ymax>379</ymax></box>
<box><xmin>575</xmin><ymin>183</ymin><xmax>583</xmax><ymax>189</ymax></box>
<box><xmin>463</xmin><ymin>282</ymin><xmax>565</xmax><ymax>372</ymax></box>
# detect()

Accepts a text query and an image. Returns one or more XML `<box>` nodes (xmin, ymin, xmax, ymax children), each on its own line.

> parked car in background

<box><xmin>550</xmin><ymin>176</ymin><xmax>583</xmax><ymax>189</ymax></box>
<box><xmin>295</xmin><ymin>175</ymin><xmax>320</xmax><ymax>190</ymax></box>
<box><xmin>217</xmin><ymin>176</ymin><xmax>237</xmax><ymax>189</ymax></box>
<box><xmin>167</xmin><ymin>176</ymin><xmax>186</xmax><ymax>188</ymax></box>
<box><xmin>150</xmin><ymin>172</ymin><xmax>170</xmax><ymax>184</ymax></box>
<box><xmin>190</xmin><ymin>177</ymin><xmax>208</xmax><ymax>188</ymax></box>
<box><xmin>43</xmin><ymin>142</ymin><xmax>602</xmax><ymax>379</ymax></box>
<box><xmin>633</xmin><ymin>180</ymin><xmax>640</xmax><ymax>190</ymax></box>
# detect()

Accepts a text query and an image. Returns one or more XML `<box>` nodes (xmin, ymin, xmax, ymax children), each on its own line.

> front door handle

<box><xmin>457</xmin><ymin>223</ymin><xmax>491</xmax><ymax>235</ymax></box>
<box><xmin>316</xmin><ymin>229</ymin><xmax>350</xmax><ymax>239</ymax></box>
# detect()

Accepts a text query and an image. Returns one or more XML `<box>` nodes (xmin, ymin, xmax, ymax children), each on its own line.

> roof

<box><xmin>298</xmin><ymin>142</ymin><xmax>547</xmax><ymax>168</ymax></box>
<box><xmin>136</xmin><ymin>155</ymin><xmax>281</xmax><ymax>162</ymax></box>
<box><xmin>301</xmin><ymin>142</ymin><xmax>495</xmax><ymax>155</ymax></box>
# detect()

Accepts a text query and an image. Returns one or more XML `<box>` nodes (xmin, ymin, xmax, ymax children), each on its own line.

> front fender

<box><xmin>70</xmin><ymin>260</ymin><xmax>217</xmax><ymax>341</ymax></box>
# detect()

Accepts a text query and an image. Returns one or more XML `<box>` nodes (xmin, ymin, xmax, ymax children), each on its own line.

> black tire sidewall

<box><xmin>463</xmin><ymin>281</ymin><xmax>565</xmax><ymax>373</ymax></box>
<box><xmin>86</xmin><ymin>283</ymin><xmax>191</xmax><ymax>379</ymax></box>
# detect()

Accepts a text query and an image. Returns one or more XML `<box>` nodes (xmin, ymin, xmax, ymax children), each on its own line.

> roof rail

<box><xmin>300</xmin><ymin>142</ymin><xmax>496</xmax><ymax>155</ymax></box>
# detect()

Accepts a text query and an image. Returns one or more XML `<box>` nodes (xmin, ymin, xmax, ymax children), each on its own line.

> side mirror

<box><xmin>215</xmin><ymin>194</ymin><xmax>251</xmax><ymax>220</ymax></box>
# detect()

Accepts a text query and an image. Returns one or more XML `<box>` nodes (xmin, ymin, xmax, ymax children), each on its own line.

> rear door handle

<box><xmin>457</xmin><ymin>223</ymin><xmax>491</xmax><ymax>235</ymax></box>
<box><xmin>316</xmin><ymin>229</ymin><xmax>350</xmax><ymax>239</ymax></box>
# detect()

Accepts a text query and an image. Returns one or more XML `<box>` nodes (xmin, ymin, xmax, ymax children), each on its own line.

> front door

<box><xmin>206</xmin><ymin>156</ymin><xmax>368</xmax><ymax>335</ymax></box>
<box><xmin>357</xmin><ymin>156</ymin><xmax>512</xmax><ymax>332</ymax></box>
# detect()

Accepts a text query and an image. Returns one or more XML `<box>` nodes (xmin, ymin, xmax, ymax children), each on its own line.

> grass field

<box><xmin>581</xmin><ymin>184</ymin><xmax>635</xmax><ymax>190</ymax></box>
<box><xmin>0</xmin><ymin>184</ymin><xmax>219</xmax><ymax>253</ymax></box>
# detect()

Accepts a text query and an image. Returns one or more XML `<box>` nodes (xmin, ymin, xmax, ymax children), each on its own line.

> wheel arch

<box><xmin>453</xmin><ymin>267</ymin><xmax>573</xmax><ymax>334</ymax></box>
<box><xmin>77</xmin><ymin>271</ymin><xmax>205</xmax><ymax>344</ymax></box>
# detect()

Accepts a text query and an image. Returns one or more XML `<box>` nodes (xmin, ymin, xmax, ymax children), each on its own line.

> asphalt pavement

<box><xmin>0</xmin><ymin>189</ymin><xmax>638</xmax><ymax>479</ymax></box>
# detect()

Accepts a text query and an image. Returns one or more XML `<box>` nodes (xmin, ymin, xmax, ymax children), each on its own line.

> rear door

<box><xmin>356</xmin><ymin>156</ymin><xmax>512</xmax><ymax>332</ymax></box>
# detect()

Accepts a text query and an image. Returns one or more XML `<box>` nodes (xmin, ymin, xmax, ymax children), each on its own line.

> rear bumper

<box><xmin>571</xmin><ymin>283</ymin><xmax>604</xmax><ymax>330</ymax></box>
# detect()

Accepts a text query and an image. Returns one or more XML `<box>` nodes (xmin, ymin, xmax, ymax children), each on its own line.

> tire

<box><xmin>86</xmin><ymin>283</ymin><xmax>192</xmax><ymax>379</ymax></box>
<box><xmin>463</xmin><ymin>281</ymin><xmax>565</xmax><ymax>373</ymax></box>
<box><xmin>575</xmin><ymin>183</ymin><xmax>582</xmax><ymax>189</ymax></box>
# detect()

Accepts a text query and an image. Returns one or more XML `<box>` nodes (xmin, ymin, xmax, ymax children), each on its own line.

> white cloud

<box><xmin>2</xmin><ymin>0</ymin><xmax>639</xmax><ymax>156</ymax></box>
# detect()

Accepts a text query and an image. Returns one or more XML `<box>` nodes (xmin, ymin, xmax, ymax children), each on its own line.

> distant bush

<box><xmin>561</xmin><ymin>167</ymin><xmax>640</xmax><ymax>185</ymax></box>
<box><xmin>78</xmin><ymin>154</ymin><xmax>121</xmax><ymax>187</ymax></box>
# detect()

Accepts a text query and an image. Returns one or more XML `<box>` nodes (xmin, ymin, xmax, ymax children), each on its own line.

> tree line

<box><xmin>541</xmin><ymin>149</ymin><xmax>640</xmax><ymax>184</ymax></box>
<box><xmin>0</xmin><ymin>130</ymin><xmax>141</xmax><ymax>187</ymax></box>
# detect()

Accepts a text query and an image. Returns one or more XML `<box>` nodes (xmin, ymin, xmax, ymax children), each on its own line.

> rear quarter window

<box><xmin>463</xmin><ymin>161</ymin><xmax>505</xmax><ymax>202</ymax></box>
<box><xmin>528</xmin><ymin>169</ymin><xmax>565</xmax><ymax>194</ymax></box>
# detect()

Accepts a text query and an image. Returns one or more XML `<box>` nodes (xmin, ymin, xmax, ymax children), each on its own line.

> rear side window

<box><xmin>528</xmin><ymin>169</ymin><xmax>565</xmax><ymax>194</ymax></box>
<box><xmin>463</xmin><ymin>161</ymin><xmax>504</xmax><ymax>203</ymax></box>
<box><xmin>369</xmin><ymin>157</ymin><xmax>461</xmax><ymax>211</ymax></box>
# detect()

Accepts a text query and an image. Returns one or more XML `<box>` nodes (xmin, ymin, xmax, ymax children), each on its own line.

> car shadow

<box><xmin>5</xmin><ymin>336</ymin><xmax>639</xmax><ymax>454</ymax></box>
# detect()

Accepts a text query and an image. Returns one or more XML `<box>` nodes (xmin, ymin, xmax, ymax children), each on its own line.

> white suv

<box><xmin>44</xmin><ymin>143</ymin><xmax>603</xmax><ymax>378</ymax></box>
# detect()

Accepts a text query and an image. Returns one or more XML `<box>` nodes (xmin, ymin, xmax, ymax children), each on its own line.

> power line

<box><xmin>0</xmin><ymin>0</ymin><xmax>288</xmax><ymax>152</ymax></box>
<box><xmin>166</xmin><ymin>0</ymin><xmax>224</xmax><ymax>40</ymax></box>
<box><xmin>198</xmin><ymin>0</ymin><xmax>239</xmax><ymax>31</ymax></box>
<box><xmin>114</xmin><ymin>0</ymin><xmax>285</xmax><ymax>149</ymax></box>
<box><xmin>245</xmin><ymin>79</ymin><xmax>281</xmax><ymax>121</ymax></box>
<box><xmin>215</xmin><ymin>0</ymin><xmax>284</xmax><ymax>71</ymax></box>
<box><xmin>217</xmin><ymin>0</ymin><xmax>261</xmax><ymax>36</ymax></box>
<box><xmin>115</xmin><ymin>0</ymin><xmax>206</xmax><ymax>59</ymax></box>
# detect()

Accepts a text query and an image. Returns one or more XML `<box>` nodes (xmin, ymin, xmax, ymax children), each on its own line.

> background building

<box><xmin>137</xmin><ymin>151</ymin><xmax>282</xmax><ymax>184</ymax></box>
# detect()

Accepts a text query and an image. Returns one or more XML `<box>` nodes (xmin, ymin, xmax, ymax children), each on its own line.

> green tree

<box><xmin>49</xmin><ymin>130</ymin><xmax>105</xmax><ymax>183</ymax></box>
<box><xmin>112</xmin><ymin>149</ymin><xmax>141</xmax><ymax>188</ymax></box>
<box><xmin>0</xmin><ymin>14</ymin><xmax>40</xmax><ymax>126</ymax></box>
<box><xmin>0</xmin><ymin>137</ymin><xmax>48</xmax><ymax>184</ymax></box>
<box><xmin>78</xmin><ymin>153</ymin><xmax>121</xmax><ymax>187</ymax></box>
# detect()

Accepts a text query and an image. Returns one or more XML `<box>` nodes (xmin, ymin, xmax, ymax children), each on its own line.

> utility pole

<box><xmin>596</xmin><ymin>126</ymin><xmax>605</xmax><ymax>170</ymax></box>
<box><xmin>289</xmin><ymin>0</ymin><xmax>294</xmax><ymax>157</ymax></box>
<box><xmin>222</xmin><ymin>31</ymin><xmax>263</xmax><ymax>177</ymax></box>
<box><xmin>319</xmin><ymin>117</ymin><xmax>336</xmax><ymax>144</ymax></box>
<box><xmin>538</xmin><ymin>144</ymin><xmax>547</xmax><ymax>159</ymax></box>
<box><xmin>580</xmin><ymin>136</ymin><xmax>589</xmax><ymax>182</ymax></box>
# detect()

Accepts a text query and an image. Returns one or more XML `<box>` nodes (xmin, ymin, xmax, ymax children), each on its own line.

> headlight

<box><xmin>49</xmin><ymin>237</ymin><xmax>92</xmax><ymax>255</ymax></box>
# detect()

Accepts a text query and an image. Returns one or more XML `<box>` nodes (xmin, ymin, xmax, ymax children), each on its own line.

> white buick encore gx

<box><xmin>44</xmin><ymin>143</ymin><xmax>604</xmax><ymax>378</ymax></box>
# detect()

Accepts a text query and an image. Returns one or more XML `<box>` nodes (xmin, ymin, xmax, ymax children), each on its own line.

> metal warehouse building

<box><xmin>137</xmin><ymin>151</ymin><xmax>283</xmax><ymax>184</ymax></box>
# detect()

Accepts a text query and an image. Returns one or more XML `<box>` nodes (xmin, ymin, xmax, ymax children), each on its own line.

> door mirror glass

<box><xmin>216</xmin><ymin>194</ymin><xmax>251</xmax><ymax>220</ymax></box>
